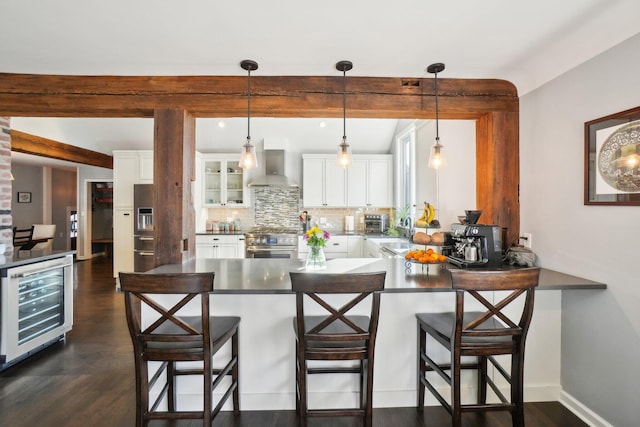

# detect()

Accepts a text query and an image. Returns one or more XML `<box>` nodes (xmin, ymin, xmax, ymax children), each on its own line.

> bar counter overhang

<box><xmin>145</xmin><ymin>258</ymin><xmax>605</xmax><ymax>411</ymax></box>
<box><xmin>149</xmin><ymin>258</ymin><xmax>605</xmax><ymax>293</ymax></box>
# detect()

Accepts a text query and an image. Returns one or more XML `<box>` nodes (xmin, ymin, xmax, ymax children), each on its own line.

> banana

<box><xmin>415</xmin><ymin>202</ymin><xmax>433</xmax><ymax>228</ymax></box>
<box><xmin>426</xmin><ymin>203</ymin><xmax>436</xmax><ymax>224</ymax></box>
<box><xmin>417</xmin><ymin>202</ymin><xmax>428</xmax><ymax>221</ymax></box>
<box><xmin>415</xmin><ymin>219</ymin><xmax>428</xmax><ymax>228</ymax></box>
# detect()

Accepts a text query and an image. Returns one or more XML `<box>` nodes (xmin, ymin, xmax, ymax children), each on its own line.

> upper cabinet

<box><xmin>302</xmin><ymin>154</ymin><xmax>392</xmax><ymax>208</ymax></box>
<box><xmin>113</xmin><ymin>150</ymin><xmax>153</xmax><ymax>208</ymax></box>
<box><xmin>302</xmin><ymin>155</ymin><xmax>347</xmax><ymax>207</ymax></box>
<box><xmin>201</xmin><ymin>154</ymin><xmax>248</xmax><ymax>207</ymax></box>
<box><xmin>347</xmin><ymin>155</ymin><xmax>393</xmax><ymax>208</ymax></box>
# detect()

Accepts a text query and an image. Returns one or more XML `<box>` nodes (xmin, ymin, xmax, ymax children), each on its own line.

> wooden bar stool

<box><xmin>119</xmin><ymin>272</ymin><xmax>240</xmax><ymax>427</ymax></box>
<box><xmin>290</xmin><ymin>271</ymin><xmax>386</xmax><ymax>427</ymax></box>
<box><xmin>416</xmin><ymin>267</ymin><xmax>540</xmax><ymax>427</ymax></box>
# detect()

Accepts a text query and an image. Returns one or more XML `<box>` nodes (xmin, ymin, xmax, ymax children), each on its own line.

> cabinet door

<box><xmin>347</xmin><ymin>236</ymin><xmax>362</xmax><ymax>258</ymax></box>
<box><xmin>196</xmin><ymin>244</ymin><xmax>216</xmax><ymax>258</ymax></box>
<box><xmin>113</xmin><ymin>208</ymin><xmax>134</xmax><ymax>277</ymax></box>
<box><xmin>302</xmin><ymin>157</ymin><xmax>325</xmax><ymax>206</ymax></box>
<box><xmin>113</xmin><ymin>155</ymin><xmax>139</xmax><ymax>208</ymax></box>
<box><xmin>138</xmin><ymin>151</ymin><xmax>154</xmax><ymax>183</ymax></box>
<box><xmin>346</xmin><ymin>158</ymin><xmax>368</xmax><ymax>207</ymax></box>
<box><xmin>217</xmin><ymin>243</ymin><xmax>238</xmax><ymax>258</ymax></box>
<box><xmin>203</xmin><ymin>159</ymin><xmax>223</xmax><ymax>206</ymax></box>
<box><xmin>324</xmin><ymin>161</ymin><xmax>347</xmax><ymax>207</ymax></box>
<box><xmin>224</xmin><ymin>160</ymin><xmax>245</xmax><ymax>206</ymax></box>
<box><xmin>367</xmin><ymin>158</ymin><xmax>392</xmax><ymax>207</ymax></box>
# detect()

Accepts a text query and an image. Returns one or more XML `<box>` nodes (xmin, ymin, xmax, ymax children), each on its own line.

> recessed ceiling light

<box><xmin>319</xmin><ymin>121</ymin><xmax>326</xmax><ymax>128</ymax></box>
<box><xmin>218</xmin><ymin>121</ymin><xmax>225</xmax><ymax>128</ymax></box>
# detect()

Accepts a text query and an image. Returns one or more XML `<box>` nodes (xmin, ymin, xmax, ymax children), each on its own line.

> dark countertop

<box><xmin>0</xmin><ymin>250</ymin><xmax>75</xmax><ymax>270</ymax></box>
<box><xmin>148</xmin><ymin>258</ymin><xmax>606</xmax><ymax>294</ymax></box>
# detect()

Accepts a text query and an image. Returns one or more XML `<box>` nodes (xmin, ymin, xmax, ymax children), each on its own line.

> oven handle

<box><xmin>246</xmin><ymin>248</ymin><xmax>297</xmax><ymax>255</ymax></box>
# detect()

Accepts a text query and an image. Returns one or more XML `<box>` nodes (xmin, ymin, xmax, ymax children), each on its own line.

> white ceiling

<box><xmin>5</xmin><ymin>0</ymin><xmax>640</xmax><ymax>167</ymax></box>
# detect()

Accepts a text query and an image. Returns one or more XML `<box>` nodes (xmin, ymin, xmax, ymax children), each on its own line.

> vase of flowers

<box><xmin>303</xmin><ymin>225</ymin><xmax>329</xmax><ymax>271</ymax></box>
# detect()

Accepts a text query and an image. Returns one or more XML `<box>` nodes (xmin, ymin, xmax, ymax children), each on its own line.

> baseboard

<box><xmin>560</xmin><ymin>391</ymin><xmax>612</xmax><ymax>427</ymax></box>
<box><xmin>171</xmin><ymin>384</ymin><xmax>563</xmax><ymax>412</ymax></box>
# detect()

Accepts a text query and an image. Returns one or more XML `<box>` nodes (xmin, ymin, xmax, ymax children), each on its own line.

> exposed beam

<box><xmin>0</xmin><ymin>72</ymin><xmax>521</xmax><ymax>243</ymax></box>
<box><xmin>10</xmin><ymin>130</ymin><xmax>113</xmax><ymax>169</ymax></box>
<box><xmin>0</xmin><ymin>73</ymin><xmax>518</xmax><ymax>119</ymax></box>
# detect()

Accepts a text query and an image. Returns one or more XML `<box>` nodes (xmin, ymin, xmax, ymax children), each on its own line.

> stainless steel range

<box><xmin>245</xmin><ymin>227</ymin><xmax>299</xmax><ymax>258</ymax></box>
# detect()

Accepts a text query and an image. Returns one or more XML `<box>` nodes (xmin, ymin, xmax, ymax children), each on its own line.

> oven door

<box><xmin>245</xmin><ymin>247</ymin><xmax>297</xmax><ymax>259</ymax></box>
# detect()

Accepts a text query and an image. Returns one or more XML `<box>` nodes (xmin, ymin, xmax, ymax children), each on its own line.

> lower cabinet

<box><xmin>196</xmin><ymin>235</ymin><xmax>245</xmax><ymax>258</ymax></box>
<box><xmin>299</xmin><ymin>235</ymin><xmax>359</xmax><ymax>259</ymax></box>
<box><xmin>113</xmin><ymin>208</ymin><xmax>134</xmax><ymax>277</ymax></box>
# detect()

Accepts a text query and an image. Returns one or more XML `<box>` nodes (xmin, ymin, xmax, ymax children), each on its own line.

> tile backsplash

<box><xmin>204</xmin><ymin>187</ymin><xmax>390</xmax><ymax>232</ymax></box>
<box><xmin>253</xmin><ymin>187</ymin><xmax>301</xmax><ymax>228</ymax></box>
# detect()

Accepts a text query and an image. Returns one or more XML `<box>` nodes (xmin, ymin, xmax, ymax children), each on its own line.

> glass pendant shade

<box><xmin>428</xmin><ymin>138</ymin><xmax>446</xmax><ymax>169</ymax></box>
<box><xmin>239</xmin><ymin>137</ymin><xmax>258</xmax><ymax>169</ymax></box>
<box><xmin>337</xmin><ymin>137</ymin><xmax>352</xmax><ymax>168</ymax></box>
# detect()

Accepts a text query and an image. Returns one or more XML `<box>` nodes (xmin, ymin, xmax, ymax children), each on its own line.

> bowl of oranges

<box><xmin>404</xmin><ymin>248</ymin><xmax>448</xmax><ymax>264</ymax></box>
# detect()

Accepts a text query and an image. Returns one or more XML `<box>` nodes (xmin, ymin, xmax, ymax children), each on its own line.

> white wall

<box><xmin>520</xmin><ymin>33</ymin><xmax>640</xmax><ymax>427</ymax></box>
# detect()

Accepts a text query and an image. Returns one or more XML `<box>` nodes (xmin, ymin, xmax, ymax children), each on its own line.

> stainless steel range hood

<box><xmin>248</xmin><ymin>149</ymin><xmax>299</xmax><ymax>188</ymax></box>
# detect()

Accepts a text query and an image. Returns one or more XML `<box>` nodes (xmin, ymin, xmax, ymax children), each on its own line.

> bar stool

<box><xmin>416</xmin><ymin>267</ymin><xmax>540</xmax><ymax>427</ymax></box>
<box><xmin>119</xmin><ymin>272</ymin><xmax>240</xmax><ymax>427</ymax></box>
<box><xmin>290</xmin><ymin>271</ymin><xmax>386</xmax><ymax>427</ymax></box>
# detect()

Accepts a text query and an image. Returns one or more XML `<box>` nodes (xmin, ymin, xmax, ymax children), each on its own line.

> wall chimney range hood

<box><xmin>248</xmin><ymin>149</ymin><xmax>299</xmax><ymax>188</ymax></box>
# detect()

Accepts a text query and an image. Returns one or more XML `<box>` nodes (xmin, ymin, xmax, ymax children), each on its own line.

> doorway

<box><xmin>82</xmin><ymin>180</ymin><xmax>114</xmax><ymax>259</ymax></box>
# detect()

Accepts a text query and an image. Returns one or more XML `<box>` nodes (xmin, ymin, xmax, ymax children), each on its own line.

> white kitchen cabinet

<box><xmin>302</xmin><ymin>155</ymin><xmax>347</xmax><ymax>207</ymax></box>
<box><xmin>138</xmin><ymin>151</ymin><xmax>154</xmax><ymax>183</ymax></box>
<box><xmin>300</xmin><ymin>235</ymin><xmax>362</xmax><ymax>258</ymax></box>
<box><xmin>196</xmin><ymin>235</ymin><xmax>245</xmax><ymax>258</ymax></box>
<box><xmin>113</xmin><ymin>150</ymin><xmax>154</xmax><ymax>208</ymax></box>
<box><xmin>201</xmin><ymin>154</ymin><xmax>248</xmax><ymax>207</ymax></box>
<box><xmin>113</xmin><ymin>151</ymin><xmax>153</xmax><ymax>278</ymax></box>
<box><xmin>113</xmin><ymin>208</ymin><xmax>134</xmax><ymax>275</ymax></box>
<box><xmin>347</xmin><ymin>235</ymin><xmax>362</xmax><ymax>257</ymax></box>
<box><xmin>347</xmin><ymin>155</ymin><xmax>393</xmax><ymax>207</ymax></box>
<box><xmin>323</xmin><ymin>235</ymin><xmax>348</xmax><ymax>258</ymax></box>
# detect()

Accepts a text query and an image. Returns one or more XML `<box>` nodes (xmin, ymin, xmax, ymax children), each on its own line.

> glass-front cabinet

<box><xmin>202</xmin><ymin>154</ymin><xmax>247</xmax><ymax>207</ymax></box>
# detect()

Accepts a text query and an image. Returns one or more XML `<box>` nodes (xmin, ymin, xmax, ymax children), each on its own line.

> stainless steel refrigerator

<box><xmin>133</xmin><ymin>184</ymin><xmax>155</xmax><ymax>272</ymax></box>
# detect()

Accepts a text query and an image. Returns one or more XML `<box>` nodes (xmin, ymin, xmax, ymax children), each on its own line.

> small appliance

<box><xmin>447</xmin><ymin>223</ymin><xmax>503</xmax><ymax>268</ymax></box>
<box><xmin>364</xmin><ymin>214</ymin><xmax>389</xmax><ymax>234</ymax></box>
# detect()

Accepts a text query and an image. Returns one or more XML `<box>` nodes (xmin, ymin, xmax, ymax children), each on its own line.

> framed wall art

<box><xmin>17</xmin><ymin>192</ymin><xmax>32</xmax><ymax>203</ymax></box>
<box><xmin>584</xmin><ymin>106</ymin><xmax>640</xmax><ymax>205</ymax></box>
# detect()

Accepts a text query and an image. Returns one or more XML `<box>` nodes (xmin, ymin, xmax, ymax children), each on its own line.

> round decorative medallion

<box><xmin>598</xmin><ymin>121</ymin><xmax>640</xmax><ymax>192</ymax></box>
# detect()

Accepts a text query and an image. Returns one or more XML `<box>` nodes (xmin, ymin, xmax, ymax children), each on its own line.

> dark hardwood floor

<box><xmin>0</xmin><ymin>256</ymin><xmax>588</xmax><ymax>427</ymax></box>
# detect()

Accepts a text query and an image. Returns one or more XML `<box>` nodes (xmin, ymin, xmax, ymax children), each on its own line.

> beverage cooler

<box><xmin>1</xmin><ymin>255</ymin><xmax>74</xmax><ymax>369</ymax></box>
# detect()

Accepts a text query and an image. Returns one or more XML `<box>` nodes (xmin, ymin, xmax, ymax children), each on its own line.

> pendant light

<box><xmin>427</xmin><ymin>62</ymin><xmax>447</xmax><ymax>169</ymax></box>
<box><xmin>239</xmin><ymin>59</ymin><xmax>259</xmax><ymax>170</ymax></box>
<box><xmin>336</xmin><ymin>60</ymin><xmax>353</xmax><ymax>168</ymax></box>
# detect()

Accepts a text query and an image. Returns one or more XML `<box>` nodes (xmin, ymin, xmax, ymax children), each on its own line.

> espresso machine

<box><xmin>447</xmin><ymin>223</ymin><xmax>503</xmax><ymax>268</ymax></box>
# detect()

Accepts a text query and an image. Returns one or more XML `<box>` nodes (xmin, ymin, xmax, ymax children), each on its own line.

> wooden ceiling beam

<box><xmin>0</xmin><ymin>73</ymin><xmax>518</xmax><ymax>119</ymax></box>
<box><xmin>10</xmin><ymin>130</ymin><xmax>113</xmax><ymax>169</ymax></box>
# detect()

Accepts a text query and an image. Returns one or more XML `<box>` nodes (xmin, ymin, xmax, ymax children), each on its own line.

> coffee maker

<box><xmin>448</xmin><ymin>223</ymin><xmax>503</xmax><ymax>268</ymax></box>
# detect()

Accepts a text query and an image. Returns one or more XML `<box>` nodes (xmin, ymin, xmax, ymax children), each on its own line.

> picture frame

<box><xmin>584</xmin><ymin>105</ymin><xmax>640</xmax><ymax>205</ymax></box>
<box><xmin>17</xmin><ymin>192</ymin><xmax>32</xmax><ymax>203</ymax></box>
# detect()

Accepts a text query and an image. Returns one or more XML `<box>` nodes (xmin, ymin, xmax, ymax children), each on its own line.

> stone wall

<box><xmin>0</xmin><ymin>117</ymin><xmax>12</xmax><ymax>252</ymax></box>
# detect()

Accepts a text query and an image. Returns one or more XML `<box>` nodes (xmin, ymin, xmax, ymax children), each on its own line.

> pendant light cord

<box><xmin>434</xmin><ymin>70</ymin><xmax>439</xmax><ymax>142</ymax></box>
<box><xmin>247</xmin><ymin>67</ymin><xmax>251</xmax><ymax>141</ymax></box>
<box><xmin>342</xmin><ymin>67</ymin><xmax>346</xmax><ymax>140</ymax></box>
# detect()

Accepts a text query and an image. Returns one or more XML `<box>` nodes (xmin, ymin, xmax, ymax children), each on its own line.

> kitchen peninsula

<box><xmin>147</xmin><ymin>258</ymin><xmax>605</xmax><ymax>410</ymax></box>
